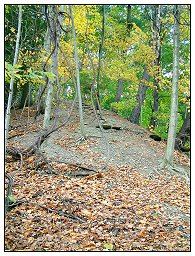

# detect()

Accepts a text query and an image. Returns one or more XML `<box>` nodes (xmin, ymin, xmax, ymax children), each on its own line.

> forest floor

<box><xmin>5</xmin><ymin>101</ymin><xmax>190</xmax><ymax>251</ymax></box>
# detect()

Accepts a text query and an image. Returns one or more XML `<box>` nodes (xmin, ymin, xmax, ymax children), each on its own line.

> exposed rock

<box><xmin>150</xmin><ymin>134</ymin><xmax>162</xmax><ymax>141</ymax></box>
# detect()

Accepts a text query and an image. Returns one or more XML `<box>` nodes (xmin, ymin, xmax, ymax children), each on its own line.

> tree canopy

<box><xmin>5</xmin><ymin>4</ymin><xmax>190</xmax><ymax>143</ymax></box>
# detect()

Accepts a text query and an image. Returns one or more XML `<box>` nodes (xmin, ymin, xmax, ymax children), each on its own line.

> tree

<box><xmin>163</xmin><ymin>5</ymin><xmax>180</xmax><ymax>166</ymax></box>
<box><xmin>19</xmin><ymin>83</ymin><xmax>33</xmax><ymax>109</ymax></box>
<box><xmin>4</xmin><ymin>5</ymin><xmax>190</xmax><ymax>143</ymax></box>
<box><xmin>5</xmin><ymin>5</ymin><xmax>22</xmax><ymax>148</ymax></box>
<box><xmin>149</xmin><ymin>5</ymin><xmax>162</xmax><ymax>128</ymax></box>
<box><xmin>43</xmin><ymin>5</ymin><xmax>62</xmax><ymax>129</ymax></box>
<box><xmin>5</xmin><ymin>5</ymin><xmax>47</xmax><ymax>108</ymax></box>
<box><xmin>129</xmin><ymin>66</ymin><xmax>150</xmax><ymax>124</ymax></box>
<box><xmin>129</xmin><ymin>5</ymin><xmax>163</xmax><ymax>125</ymax></box>
<box><xmin>69</xmin><ymin>5</ymin><xmax>85</xmax><ymax>138</ymax></box>
<box><xmin>127</xmin><ymin>4</ymin><xmax>133</xmax><ymax>34</ymax></box>
<box><xmin>114</xmin><ymin>5</ymin><xmax>132</xmax><ymax>104</ymax></box>
<box><xmin>175</xmin><ymin>110</ymin><xmax>190</xmax><ymax>151</ymax></box>
<box><xmin>114</xmin><ymin>78</ymin><xmax>124</xmax><ymax>103</ymax></box>
<box><xmin>96</xmin><ymin>5</ymin><xmax>105</xmax><ymax>110</ymax></box>
<box><xmin>34</xmin><ymin>26</ymin><xmax>51</xmax><ymax>118</ymax></box>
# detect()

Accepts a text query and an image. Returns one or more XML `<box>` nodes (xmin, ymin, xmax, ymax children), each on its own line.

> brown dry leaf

<box><xmin>140</xmin><ymin>217</ymin><xmax>147</xmax><ymax>224</ymax></box>
<box><xmin>24</xmin><ymin>228</ymin><xmax>33</xmax><ymax>237</ymax></box>
<box><xmin>80</xmin><ymin>209</ymin><xmax>92</xmax><ymax>217</ymax></box>
<box><xmin>137</xmin><ymin>210</ymin><xmax>144</xmax><ymax>215</ymax></box>
<box><xmin>131</xmin><ymin>242</ymin><xmax>142</xmax><ymax>248</ymax></box>
<box><xmin>26</xmin><ymin>156</ymin><xmax>36</xmax><ymax>164</ymax></box>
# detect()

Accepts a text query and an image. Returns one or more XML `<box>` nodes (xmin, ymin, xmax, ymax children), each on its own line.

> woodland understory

<box><xmin>5</xmin><ymin>4</ymin><xmax>190</xmax><ymax>252</ymax></box>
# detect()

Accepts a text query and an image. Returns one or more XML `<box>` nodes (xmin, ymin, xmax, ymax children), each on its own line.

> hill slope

<box><xmin>5</xmin><ymin>103</ymin><xmax>190</xmax><ymax>251</ymax></box>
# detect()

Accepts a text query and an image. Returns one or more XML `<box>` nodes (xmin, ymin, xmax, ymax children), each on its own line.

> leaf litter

<box><xmin>5</xmin><ymin>161</ymin><xmax>190</xmax><ymax>251</ymax></box>
<box><xmin>5</xmin><ymin>105</ymin><xmax>190</xmax><ymax>251</ymax></box>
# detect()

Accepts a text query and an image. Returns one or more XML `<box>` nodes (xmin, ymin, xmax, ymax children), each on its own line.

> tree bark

<box><xmin>150</xmin><ymin>87</ymin><xmax>159</xmax><ymax>128</ymax></box>
<box><xmin>19</xmin><ymin>83</ymin><xmax>33</xmax><ymax>108</ymax></box>
<box><xmin>115</xmin><ymin>78</ymin><xmax>124</xmax><ymax>103</ymax></box>
<box><xmin>5</xmin><ymin>5</ymin><xmax>22</xmax><ymax>148</ymax></box>
<box><xmin>69</xmin><ymin>5</ymin><xmax>85</xmax><ymax>138</ymax></box>
<box><xmin>150</xmin><ymin>5</ymin><xmax>162</xmax><ymax>128</ymax></box>
<box><xmin>35</xmin><ymin>27</ymin><xmax>50</xmax><ymax>118</ymax></box>
<box><xmin>164</xmin><ymin>5</ymin><xmax>180</xmax><ymax>166</ymax></box>
<box><xmin>53</xmin><ymin>5</ymin><xmax>65</xmax><ymax>127</ymax></box>
<box><xmin>43</xmin><ymin>6</ymin><xmax>55</xmax><ymax>128</ymax></box>
<box><xmin>175</xmin><ymin>111</ymin><xmax>190</xmax><ymax>150</ymax></box>
<box><xmin>43</xmin><ymin>5</ymin><xmax>61</xmax><ymax>129</ymax></box>
<box><xmin>96</xmin><ymin>5</ymin><xmax>105</xmax><ymax>109</ymax></box>
<box><xmin>127</xmin><ymin>5</ymin><xmax>133</xmax><ymax>35</ymax></box>
<box><xmin>129</xmin><ymin>66</ymin><xmax>150</xmax><ymax>124</ymax></box>
<box><xmin>114</xmin><ymin>5</ymin><xmax>132</xmax><ymax>106</ymax></box>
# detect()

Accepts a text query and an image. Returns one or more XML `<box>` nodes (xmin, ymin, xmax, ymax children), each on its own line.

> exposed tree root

<box><xmin>6</xmin><ymin>147</ymin><xmax>22</xmax><ymax>160</ymax></box>
<box><xmin>7</xmin><ymin>200</ymin><xmax>86</xmax><ymax>223</ymax></box>
<box><xmin>161</xmin><ymin>160</ymin><xmax>190</xmax><ymax>184</ymax></box>
<box><xmin>6</xmin><ymin>97</ymin><xmax>77</xmax><ymax>158</ymax></box>
<box><xmin>48</xmin><ymin>159</ymin><xmax>100</xmax><ymax>175</ymax></box>
<box><xmin>5</xmin><ymin>174</ymin><xmax>14</xmax><ymax>214</ymax></box>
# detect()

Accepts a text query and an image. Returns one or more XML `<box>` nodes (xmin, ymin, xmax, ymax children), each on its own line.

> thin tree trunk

<box><xmin>150</xmin><ymin>86</ymin><xmax>159</xmax><ymax>128</ymax></box>
<box><xmin>164</xmin><ymin>5</ymin><xmax>180</xmax><ymax>166</ymax></box>
<box><xmin>96</xmin><ymin>5</ymin><xmax>105</xmax><ymax>109</ymax></box>
<box><xmin>115</xmin><ymin>78</ymin><xmax>124</xmax><ymax>102</ymax></box>
<box><xmin>127</xmin><ymin>5</ymin><xmax>133</xmax><ymax>35</ymax></box>
<box><xmin>150</xmin><ymin>5</ymin><xmax>162</xmax><ymax>128</ymax></box>
<box><xmin>114</xmin><ymin>5</ymin><xmax>132</xmax><ymax>106</ymax></box>
<box><xmin>129</xmin><ymin>66</ymin><xmax>150</xmax><ymax>124</ymax></box>
<box><xmin>69</xmin><ymin>5</ymin><xmax>85</xmax><ymax>138</ymax></box>
<box><xmin>5</xmin><ymin>5</ymin><xmax>22</xmax><ymax>148</ymax></box>
<box><xmin>53</xmin><ymin>5</ymin><xmax>65</xmax><ymax>128</ymax></box>
<box><xmin>43</xmin><ymin>6</ymin><xmax>56</xmax><ymax>129</ymax></box>
<box><xmin>43</xmin><ymin>82</ymin><xmax>54</xmax><ymax>128</ymax></box>
<box><xmin>130</xmin><ymin>5</ymin><xmax>163</xmax><ymax>126</ymax></box>
<box><xmin>19</xmin><ymin>83</ymin><xmax>32</xmax><ymax>109</ymax></box>
<box><xmin>35</xmin><ymin>27</ymin><xmax>50</xmax><ymax>118</ymax></box>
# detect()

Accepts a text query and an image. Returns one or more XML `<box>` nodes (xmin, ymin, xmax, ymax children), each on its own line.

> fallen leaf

<box><xmin>103</xmin><ymin>243</ymin><xmax>114</xmax><ymax>251</ymax></box>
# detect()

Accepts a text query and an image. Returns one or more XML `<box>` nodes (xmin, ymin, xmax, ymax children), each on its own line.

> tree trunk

<box><xmin>115</xmin><ymin>78</ymin><xmax>124</xmax><ymax>102</ymax></box>
<box><xmin>150</xmin><ymin>86</ymin><xmax>159</xmax><ymax>128</ymax></box>
<box><xmin>150</xmin><ymin>5</ymin><xmax>162</xmax><ymax>128</ymax></box>
<box><xmin>129</xmin><ymin>66</ymin><xmax>150</xmax><ymax>124</ymax></box>
<box><xmin>175</xmin><ymin>111</ymin><xmax>190</xmax><ymax>150</ymax></box>
<box><xmin>128</xmin><ymin>6</ymin><xmax>151</xmax><ymax>125</ymax></box>
<box><xmin>43</xmin><ymin>7</ymin><xmax>55</xmax><ymax>128</ymax></box>
<box><xmin>164</xmin><ymin>5</ymin><xmax>180</xmax><ymax>166</ymax></box>
<box><xmin>96</xmin><ymin>5</ymin><xmax>105</xmax><ymax>109</ymax></box>
<box><xmin>19</xmin><ymin>83</ymin><xmax>33</xmax><ymax>108</ymax></box>
<box><xmin>114</xmin><ymin>5</ymin><xmax>132</xmax><ymax>105</ymax></box>
<box><xmin>5</xmin><ymin>5</ymin><xmax>22</xmax><ymax>148</ymax></box>
<box><xmin>43</xmin><ymin>5</ymin><xmax>60</xmax><ymax>129</ymax></box>
<box><xmin>35</xmin><ymin>27</ymin><xmax>50</xmax><ymax>118</ymax></box>
<box><xmin>53</xmin><ymin>5</ymin><xmax>65</xmax><ymax>128</ymax></box>
<box><xmin>69</xmin><ymin>5</ymin><xmax>85</xmax><ymax>138</ymax></box>
<box><xmin>127</xmin><ymin>5</ymin><xmax>133</xmax><ymax>35</ymax></box>
<box><xmin>55</xmin><ymin>6</ymin><xmax>65</xmax><ymax>101</ymax></box>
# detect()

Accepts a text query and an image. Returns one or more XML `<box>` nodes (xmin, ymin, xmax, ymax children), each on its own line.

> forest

<box><xmin>5</xmin><ymin>4</ymin><xmax>190</xmax><ymax>252</ymax></box>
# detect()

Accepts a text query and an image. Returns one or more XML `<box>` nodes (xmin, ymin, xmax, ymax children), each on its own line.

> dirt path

<box><xmin>8</xmin><ymin>102</ymin><xmax>189</xmax><ymax>176</ymax></box>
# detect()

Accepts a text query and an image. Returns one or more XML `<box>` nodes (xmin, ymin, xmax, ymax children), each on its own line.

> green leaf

<box><xmin>8</xmin><ymin>195</ymin><xmax>16</xmax><ymax>203</ymax></box>
<box><xmin>152</xmin><ymin>212</ymin><xmax>159</xmax><ymax>217</ymax></box>
<box><xmin>13</xmin><ymin>64</ymin><xmax>22</xmax><ymax>69</ymax></box>
<box><xmin>44</xmin><ymin>72</ymin><xmax>56</xmax><ymax>80</ymax></box>
<box><xmin>103</xmin><ymin>243</ymin><xmax>114</xmax><ymax>251</ymax></box>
